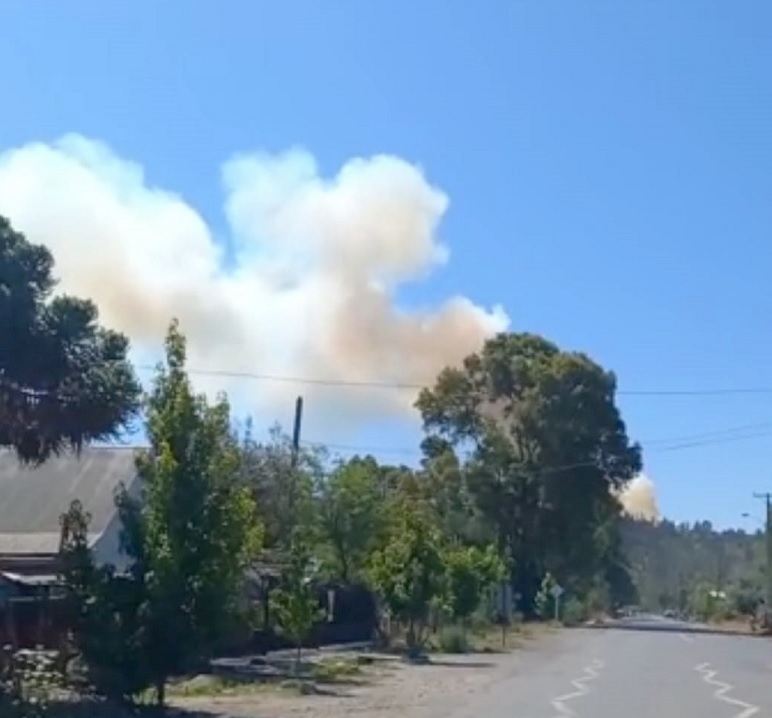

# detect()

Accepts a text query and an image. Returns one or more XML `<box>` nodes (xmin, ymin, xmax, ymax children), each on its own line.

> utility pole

<box><xmin>753</xmin><ymin>492</ymin><xmax>772</xmax><ymax>626</ymax></box>
<box><xmin>291</xmin><ymin>396</ymin><xmax>303</xmax><ymax>469</ymax></box>
<box><xmin>284</xmin><ymin>396</ymin><xmax>304</xmax><ymax>547</ymax></box>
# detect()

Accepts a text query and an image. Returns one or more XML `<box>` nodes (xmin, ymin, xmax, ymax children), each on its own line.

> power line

<box><xmin>135</xmin><ymin>364</ymin><xmax>422</xmax><ymax>389</ymax></box>
<box><xmin>302</xmin><ymin>425</ymin><xmax>772</xmax><ymax>461</ymax></box>
<box><xmin>135</xmin><ymin>363</ymin><xmax>772</xmax><ymax>397</ymax></box>
<box><xmin>644</xmin><ymin>421</ymin><xmax>772</xmax><ymax>446</ymax></box>
<box><xmin>621</xmin><ymin>387</ymin><xmax>772</xmax><ymax>397</ymax></box>
<box><xmin>652</xmin><ymin>429</ymin><xmax>772</xmax><ymax>452</ymax></box>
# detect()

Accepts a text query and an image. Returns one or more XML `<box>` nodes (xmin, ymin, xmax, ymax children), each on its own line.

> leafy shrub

<box><xmin>438</xmin><ymin>625</ymin><xmax>470</xmax><ymax>653</ymax></box>
<box><xmin>0</xmin><ymin>647</ymin><xmax>60</xmax><ymax>718</ymax></box>
<box><xmin>534</xmin><ymin>573</ymin><xmax>558</xmax><ymax>620</ymax></box>
<box><xmin>561</xmin><ymin>597</ymin><xmax>585</xmax><ymax>627</ymax></box>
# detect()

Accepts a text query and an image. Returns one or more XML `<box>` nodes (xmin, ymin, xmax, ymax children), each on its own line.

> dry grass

<box><xmin>707</xmin><ymin>618</ymin><xmax>757</xmax><ymax>634</ymax></box>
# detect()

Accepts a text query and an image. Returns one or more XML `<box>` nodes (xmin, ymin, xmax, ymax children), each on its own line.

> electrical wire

<box><xmin>135</xmin><ymin>363</ymin><xmax>772</xmax><ymax>397</ymax></box>
<box><xmin>300</xmin><ymin>424</ymin><xmax>772</xmax><ymax>463</ymax></box>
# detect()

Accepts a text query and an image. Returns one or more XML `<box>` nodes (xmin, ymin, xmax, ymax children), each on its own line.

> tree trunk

<box><xmin>156</xmin><ymin>678</ymin><xmax>166</xmax><ymax>707</ymax></box>
<box><xmin>406</xmin><ymin>620</ymin><xmax>415</xmax><ymax>651</ymax></box>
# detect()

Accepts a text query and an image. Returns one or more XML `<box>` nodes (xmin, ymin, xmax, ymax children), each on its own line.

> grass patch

<box><xmin>165</xmin><ymin>656</ymin><xmax>369</xmax><ymax>700</ymax></box>
<box><xmin>165</xmin><ymin>674</ymin><xmax>290</xmax><ymax>699</ymax></box>
<box><xmin>309</xmin><ymin>656</ymin><xmax>366</xmax><ymax>683</ymax></box>
<box><xmin>423</xmin><ymin>622</ymin><xmax>525</xmax><ymax>654</ymax></box>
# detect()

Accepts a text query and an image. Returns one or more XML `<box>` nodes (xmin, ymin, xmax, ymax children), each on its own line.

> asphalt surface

<box><xmin>447</xmin><ymin>620</ymin><xmax>772</xmax><ymax>718</ymax></box>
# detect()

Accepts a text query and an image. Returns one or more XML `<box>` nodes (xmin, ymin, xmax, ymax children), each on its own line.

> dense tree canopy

<box><xmin>415</xmin><ymin>332</ymin><xmax>641</xmax><ymax>611</ymax></box>
<box><xmin>0</xmin><ymin>216</ymin><xmax>140</xmax><ymax>462</ymax></box>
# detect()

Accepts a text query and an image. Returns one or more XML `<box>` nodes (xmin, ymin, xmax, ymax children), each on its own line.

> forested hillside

<box><xmin>619</xmin><ymin>517</ymin><xmax>766</xmax><ymax>619</ymax></box>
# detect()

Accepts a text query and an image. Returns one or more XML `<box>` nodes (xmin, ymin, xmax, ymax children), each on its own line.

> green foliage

<box><xmin>437</xmin><ymin>625</ymin><xmax>470</xmax><ymax>653</ymax></box>
<box><xmin>237</xmin><ymin>421</ymin><xmax>321</xmax><ymax>549</ymax></box>
<box><xmin>731</xmin><ymin>583</ymin><xmax>762</xmax><ymax>617</ymax></box>
<box><xmin>415</xmin><ymin>332</ymin><xmax>641</xmax><ymax>614</ymax></box>
<box><xmin>271</xmin><ymin>529</ymin><xmax>325</xmax><ymax>670</ymax></box>
<box><xmin>59</xmin><ymin>500</ymin><xmax>149</xmax><ymax>702</ymax></box>
<box><xmin>368</xmin><ymin>503</ymin><xmax>447</xmax><ymax>653</ymax></box>
<box><xmin>317</xmin><ymin>455</ymin><xmax>387</xmax><ymax>582</ymax></box>
<box><xmin>620</xmin><ymin>517</ymin><xmax>764</xmax><ymax>615</ymax></box>
<box><xmin>689</xmin><ymin>582</ymin><xmax>726</xmax><ymax>622</ymax></box>
<box><xmin>132</xmin><ymin>320</ymin><xmax>263</xmax><ymax>702</ymax></box>
<box><xmin>445</xmin><ymin>544</ymin><xmax>505</xmax><ymax>625</ymax></box>
<box><xmin>534</xmin><ymin>573</ymin><xmax>558</xmax><ymax>620</ymax></box>
<box><xmin>0</xmin><ymin>215</ymin><xmax>141</xmax><ymax>463</ymax></box>
<box><xmin>61</xmin><ymin>320</ymin><xmax>263</xmax><ymax>705</ymax></box>
<box><xmin>0</xmin><ymin>648</ymin><xmax>60</xmax><ymax>718</ymax></box>
<box><xmin>560</xmin><ymin>596</ymin><xmax>586</xmax><ymax>627</ymax></box>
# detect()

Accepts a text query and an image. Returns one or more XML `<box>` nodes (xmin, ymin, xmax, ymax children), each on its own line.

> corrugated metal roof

<box><xmin>0</xmin><ymin>447</ymin><xmax>139</xmax><ymax>555</ymax></box>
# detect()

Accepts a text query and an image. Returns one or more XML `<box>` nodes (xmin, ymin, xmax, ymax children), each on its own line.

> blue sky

<box><xmin>1</xmin><ymin>1</ymin><xmax>771</xmax><ymax>527</ymax></box>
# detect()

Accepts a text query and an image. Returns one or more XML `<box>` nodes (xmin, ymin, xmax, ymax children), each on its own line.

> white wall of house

<box><xmin>89</xmin><ymin>475</ymin><xmax>142</xmax><ymax>574</ymax></box>
<box><xmin>90</xmin><ymin>512</ymin><xmax>131</xmax><ymax>573</ymax></box>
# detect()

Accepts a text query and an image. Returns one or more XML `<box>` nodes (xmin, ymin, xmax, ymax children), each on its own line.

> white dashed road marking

<box><xmin>550</xmin><ymin>659</ymin><xmax>604</xmax><ymax>717</ymax></box>
<box><xmin>679</xmin><ymin>633</ymin><xmax>695</xmax><ymax>643</ymax></box>
<box><xmin>695</xmin><ymin>662</ymin><xmax>759</xmax><ymax>718</ymax></box>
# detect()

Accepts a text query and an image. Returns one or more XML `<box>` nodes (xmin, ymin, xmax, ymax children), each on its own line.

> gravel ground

<box><xmin>171</xmin><ymin>631</ymin><xmax>563</xmax><ymax>718</ymax></box>
<box><xmin>172</xmin><ymin>655</ymin><xmax>506</xmax><ymax>718</ymax></box>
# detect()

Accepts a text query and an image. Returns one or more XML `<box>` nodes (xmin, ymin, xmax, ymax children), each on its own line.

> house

<box><xmin>0</xmin><ymin>446</ymin><xmax>140</xmax><ymax>647</ymax></box>
<box><xmin>0</xmin><ymin>446</ymin><xmax>377</xmax><ymax>652</ymax></box>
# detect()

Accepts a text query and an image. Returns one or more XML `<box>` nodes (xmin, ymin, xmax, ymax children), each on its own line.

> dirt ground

<box><xmin>170</xmin><ymin>628</ymin><xmax>560</xmax><ymax>718</ymax></box>
<box><xmin>171</xmin><ymin>655</ymin><xmax>506</xmax><ymax>718</ymax></box>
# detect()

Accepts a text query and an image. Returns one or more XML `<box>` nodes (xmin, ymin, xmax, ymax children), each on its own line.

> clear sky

<box><xmin>1</xmin><ymin>1</ymin><xmax>771</xmax><ymax>528</ymax></box>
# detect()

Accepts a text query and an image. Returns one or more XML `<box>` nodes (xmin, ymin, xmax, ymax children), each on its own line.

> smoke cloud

<box><xmin>0</xmin><ymin>135</ymin><xmax>509</xmax><ymax>434</ymax></box>
<box><xmin>618</xmin><ymin>474</ymin><xmax>661</xmax><ymax>523</ymax></box>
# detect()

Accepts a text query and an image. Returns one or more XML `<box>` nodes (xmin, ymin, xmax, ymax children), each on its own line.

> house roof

<box><xmin>0</xmin><ymin>446</ymin><xmax>139</xmax><ymax>555</ymax></box>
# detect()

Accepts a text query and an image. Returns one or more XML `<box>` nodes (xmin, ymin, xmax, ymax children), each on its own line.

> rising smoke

<box><xmin>0</xmin><ymin>135</ymin><xmax>663</xmax><ymax>511</ymax></box>
<box><xmin>0</xmin><ymin>135</ymin><xmax>508</xmax><ymax>433</ymax></box>
<box><xmin>618</xmin><ymin>474</ymin><xmax>661</xmax><ymax>523</ymax></box>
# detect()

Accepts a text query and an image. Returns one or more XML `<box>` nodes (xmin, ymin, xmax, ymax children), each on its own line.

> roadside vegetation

<box><xmin>0</xmin><ymin>217</ymin><xmax>678</xmax><ymax>716</ymax></box>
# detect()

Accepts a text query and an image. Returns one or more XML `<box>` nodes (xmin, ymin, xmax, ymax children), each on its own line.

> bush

<box><xmin>438</xmin><ymin>625</ymin><xmax>470</xmax><ymax>653</ymax></box>
<box><xmin>0</xmin><ymin>647</ymin><xmax>60</xmax><ymax>718</ymax></box>
<box><xmin>560</xmin><ymin>597</ymin><xmax>585</xmax><ymax>627</ymax></box>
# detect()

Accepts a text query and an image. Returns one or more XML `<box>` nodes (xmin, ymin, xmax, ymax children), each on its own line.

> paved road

<box><xmin>446</xmin><ymin>624</ymin><xmax>772</xmax><ymax>718</ymax></box>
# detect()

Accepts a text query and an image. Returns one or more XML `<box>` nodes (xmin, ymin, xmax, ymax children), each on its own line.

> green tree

<box><xmin>237</xmin><ymin>421</ymin><xmax>321</xmax><ymax>549</ymax></box>
<box><xmin>445</xmin><ymin>544</ymin><xmax>505</xmax><ymax>632</ymax></box>
<box><xmin>418</xmin><ymin>438</ymin><xmax>488</xmax><ymax>545</ymax></box>
<box><xmin>59</xmin><ymin>501</ymin><xmax>149</xmax><ymax>702</ymax></box>
<box><xmin>318</xmin><ymin>456</ymin><xmax>387</xmax><ymax>582</ymax></box>
<box><xmin>0</xmin><ymin>216</ymin><xmax>141</xmax><ymax>463</ymax></box>
<box><xmin>416</xmin><ymin>332</ymin><xmax>641</xmax><ymax>613</ymax></box>
<box><xmin>534</xmin><ymin>572</ymin><xmax>560</xmax><ymax>621</ymax></box>
<box><xmin>126</xmin><ymin>320</ymin><xmax>262</xmax><ymax>705</ymax></box>
<box><xmin>272</xmin><ymin>529</ymin><xmax>324</xmax><ymax>672</ymax></box>
<box><xmin>368</xmin><ymin>503</ymin><xmax>447</xmax><ymax>655</ymax></box>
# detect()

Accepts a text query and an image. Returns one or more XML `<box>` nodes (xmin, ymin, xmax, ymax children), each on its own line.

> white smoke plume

<box><xmin>0</xmin><ymin>135</ymin><xmax>509</xmax><ymax>435</ymax></box>
<box><xmin>618</xmin><ymin>474</ymin><xmax>661</xmax><ymax>523</ymax></box>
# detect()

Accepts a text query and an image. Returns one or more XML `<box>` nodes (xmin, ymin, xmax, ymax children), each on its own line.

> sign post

<box><xmin>550</xmin><ymin>584</ymin><xmax>564</xmax><ymax>622</ymax></box>
<box><xmin>497</xmin><ymin>582</ymin><xmax>513</xmax><ymax>647</ymax></box>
